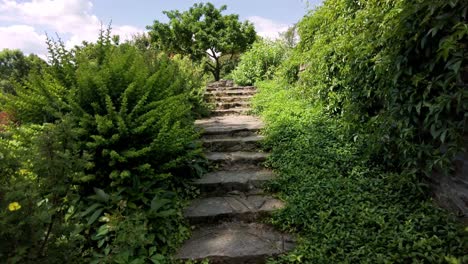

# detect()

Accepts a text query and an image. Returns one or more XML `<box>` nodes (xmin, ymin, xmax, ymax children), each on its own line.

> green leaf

<box><xmin>92</xmin><ymin>187</ymin><xmax>110</xmax><ymax>203</ymax></box>
<box><xmin>80</xmin><ymin>203</ymin><xmax>102</xmax><ymax>217</ymax></box>
<box><xmin>151</xmin><ymin>198</ymin><xmax>171</xmax><ymax>212</ymax></box>
<box><xmin>87</xmin><ymin>208</ymin><xmax>104</xmax><ymax>225</ymax></box>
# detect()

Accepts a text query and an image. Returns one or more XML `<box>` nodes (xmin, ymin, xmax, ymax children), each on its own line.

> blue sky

<box><xmin>0</xmin><ymin>0</ymin><xmax>323</xmax><ymax>57</ymax></box>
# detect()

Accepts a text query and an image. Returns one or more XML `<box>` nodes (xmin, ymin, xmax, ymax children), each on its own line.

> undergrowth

<box><xmin>253</xmin><ymin>80</ymin><xmax>467</xmax><ymax>263</ymax></box>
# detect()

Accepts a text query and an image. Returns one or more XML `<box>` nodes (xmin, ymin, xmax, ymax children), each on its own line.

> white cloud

<box><xmin>0</xmin><ymin>0</ymin><xmax>144</xmax><ymax>56</ymax></box>
<box><xmin>248</xmin><ymin>16</ymin><xmax>290</xmax><ymax>40</ymax></box>
<box><xmin>0</xmin><ymin>25</ymin><xmax>47</xmax><ymax>55</ymax></box>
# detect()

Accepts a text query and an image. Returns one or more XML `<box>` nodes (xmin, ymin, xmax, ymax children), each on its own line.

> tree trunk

<box><xmin>214</xmin><ymin>54</ymin><xmax>221</xmax><ymax>81</ymax></box>
<box><xmin>213</xmin><ymin>69</ymin><xmax>220</xmax><ymax>81</ymax></box>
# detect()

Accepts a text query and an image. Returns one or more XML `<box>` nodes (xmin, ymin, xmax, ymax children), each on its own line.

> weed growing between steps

<box><xmin>253</xmin><ymin>81</ymin><xmax>467</xmax><ymax>263</ymax></box>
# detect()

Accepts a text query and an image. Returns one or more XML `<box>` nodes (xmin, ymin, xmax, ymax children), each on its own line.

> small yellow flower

<box><xmin>19</xmin><ymin>169</ymin><xmax>29</xmax><ymax>175</ymax></box>
<box><xmin>8</xmin><ymin>202</ymin><xmax>21</xmax><ymax>211</ymax></box>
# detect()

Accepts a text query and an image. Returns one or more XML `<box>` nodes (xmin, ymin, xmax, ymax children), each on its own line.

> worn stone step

<box><xmin>207</xmin><ymin>80</ymin><xmax>235</xmax><ymax>88</ymax></box>
<box><xmin>205</xmin><ymin>90</ymin><xmax>256</xmax><ymax>97</ymax></box>
<box><xmin>208</xmin><ymin>95</ymin><xmax>254</xmax><ymax>103</ymax></box>
<box><xmin>207</xmin><ymin>86</ymin><xmax>256</xmax><ymax>93</ymax></box>
<box><xmin>215</xmin><ymin>101</ymin><xmax>251</xmax><ymax>110</ymax></box>
<box><xmin>184</xmin><ymin>193</ymin><xmax>284</xmax><ymax>223</ymax></box>
<box><xmin>194</xmin><ymin>169</ymin><xmax>275</xmax><ymax>195</ymax></box>
<box><xmin>212</xmin><ymin>108</ymin><xmax>251</xmax><ymax>116</ymax></box>
<box><xmin>196</xmin><ymin>115</ymin><xmax>263</xmax><ymax>138</ymax></box>
<box><xmin>206</xmin><ymin>151</ymin><xmax>268</xmax><ymax>169</ymax></box>
<box><xmin>203</xmin><ymin>135</ymin><xmax>264</xmax><ymax>152</ymax></box>
<box><xmin>175</xmin><ymin>222</ymin><xmax>295</xmax><ymax>263</ymax></box>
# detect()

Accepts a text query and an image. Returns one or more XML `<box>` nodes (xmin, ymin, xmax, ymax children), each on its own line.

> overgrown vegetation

<box><xmin>1</xmin><ymin>0</ymin><xmax>467</xmax><ymax>262</ymax></box>
<box><xmin>0</xmin><ymin>29</ymin><xmax>207</xmax><ymax>263</ymax></box>
<box><xmin>229</xmin><ymin>0</ymin><xmax>468</xmax><ymax>262</ymax></box>
<box><xmin>255</xmin><ymin>80</ymin><xmax>466</xmax><ymax>263</ymax></box>
<box><xmin>231</xmin><ymin>39</ymin><xmax>288</xmax><ymax>86</ymax></box>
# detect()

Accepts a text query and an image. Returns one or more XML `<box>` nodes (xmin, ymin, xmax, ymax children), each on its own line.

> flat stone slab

<box><xmin>215</xmin><ymin>101</ymin><xmax>251</xmax><ymax>110</ymax></box>
<box><xmin>213</xmin><ymin>108</ymin><xmax>252</xmax><ymax>116</ymax></box>
<box><xmin>203</xmin><ymin>135</ymin><xmax>264</xmax><ymax>152</ymax></box>
<box><xmin>207</xmin><ymin>86</ymin><xmax>256</xmax><ymax>92</ymax></box>
<box><xmin>209</xmin><ymin>95</ymin><xmax>254</xmax><ymax>102</ymax></box>
<box><xmin>195</xmin><ymin>169</ymin><xmax>275</xmax><ymax>194</ymax></box>
<box><xmin>195</xmin><ymin>115</ymin><xmax>263</xmax><ymax>137</ymax></box>
<box><xmin>195</xmin><ymin>115</ymin><xmax>263</xmax><ymax>130</ymax></box>
<box><xmin>206</xmin><ymin>90</ymin><xmax>256</xmax><ymax>97</ymax></box>
<box><xmin>184</xmin><ymin>194</ymin><xmax>284</xmax><ymax>223</ymax></box>
<box><xmin>175</xmin><ymin>222</ymin><xmax>295</xmax><ymax>263</ymax></box>
<box><xmin>206</xmin><ymin>151</ymin><xmax>268</xmax><ymax>164</ymax></box>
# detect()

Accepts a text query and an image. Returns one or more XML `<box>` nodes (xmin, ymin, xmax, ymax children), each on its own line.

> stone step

<box><xmin>212</xmin><ymin>108</ymin><xmax>251</xmax><ymax>116</ymax></box>
<box><xmin>206</xmin><ymin>86</ymin><xmax>256</xmax><ymax>92</ymax></box>
<box><xmin>175</xmin><ymin>222</ymin><xmax>295</xmax><ymax>263</ymax></box>
<box><xmin>196</xmin><ymin>115</ymin><xmax>263</xmax><ymax>138</ymax></box>
<box><xmin>205</xmin><ymin>90</ymin><xmax>256</xmax><ymax>97</ymax></box>
<box><xmin>206</xmin><ymin>151</ymin><xmax>268</xmax><ymax>169</ymax></box>
<box><xmin>194</xmin><ymin>169</ymin><xmax>275</xmax><ymax>195</ymax></box>
<box><xmin>203</xmin><ymin>135</ymin><xmax>264</xmax><ymax>152</ymax></box>
<box><xmin>207</xmin><ymin>80</ymin><xmax>235</xmax><ymax>88</ymax></box>
<box><xmin>184</xmin><ymin>193</ymin><xmax>284</xmax><ymax>224</ymax></box>
<box><xmin>208</xmin><ymin>95</ymin><xmax>254</xmax><ymax>103</ymax></box>
<box><xmin>215</xmin><ymin>101</ymin><xmax>251</xmax><ymax>110</ymax></box>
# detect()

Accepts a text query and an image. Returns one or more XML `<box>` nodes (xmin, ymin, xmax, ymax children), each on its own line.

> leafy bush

<box><xmin>231</xmin><ymin>39</ymin><xmax>288</xmax><ymax>85</ymax></box>
<box><xmin>295</xmin><ymin>0</ymin><xmax>467</xmax><ymax>176</ymax></box>
<box><xmin>0</xmin><ymin>121</ymin><xmax>87</xmax><ymax>263</ymax></box>
<box><xmin>0</xmin><ymin>30</ymin><xmax>206</xmax><ymax>263</ymax></box>
<box><xmin>251</xmin><ymin>1</ymin><xmax>468</xmax><ymax>262</ymax></box>
<box><xmin>253</xmin><ymin>80</ymin><xmax>467</xmax><ymax>263</ymax></box>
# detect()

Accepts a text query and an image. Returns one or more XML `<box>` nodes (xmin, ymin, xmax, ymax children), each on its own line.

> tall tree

<box><xmin>0</xmin><ymin>49</ymin><xmax>47</xmax><ymax>94</ymax></box>
<box><xmin>147</xmin><ymin>3</ymin><xmax>256</xmax><ymax>81</ymax></box>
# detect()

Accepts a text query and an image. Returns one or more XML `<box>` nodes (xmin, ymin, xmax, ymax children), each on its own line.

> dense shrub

<box><xmin>0</xmin><ymin>30</ymin><xmax>206</xmax><ymax>263</ymax></box>
<box><xmin>253</xmin><ymin>80</ymin><xmax>466</xmax><ymax>263</ymax></box>
<box><xmin>231</xmin><ymin>39</ymin><xmax>288</xmax><ymax>85</ymax></box>
<box><xmin>250</xmin><ymin>0</ymin><xmax>467</xmax><ymax>262</ymax></box>
<box><xmin>295</xmin><ymin>0</ymin><xmax>467</xmax><ymax>176</ymax></box>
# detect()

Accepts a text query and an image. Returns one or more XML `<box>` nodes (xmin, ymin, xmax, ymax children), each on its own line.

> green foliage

<box><xmin>251</xmin><ymin>1</ymin><xmax>468</xmax><ymax>262</ymax></box>
<box><xmin>231</xmin><ymin>39</ymin><xmax>289</xmax><ymax>86</ymax></box>
<box><xmin>253</xmin><ymin>81</ymin><xmax>467</xmax><ymax>263</ymax></box>
<box><xmin>0</xmin><ymin>121</ymin><xmax>87</xmax><ymax>263</ymax></box>
<box><xmin>0</xmin><ymin>49</ymin><xmax>47</xmax><ymax>94</ymax></box>
<box><xmin>147</xmin><ymin>2</ymin><xmax>256</xmax><ymax>81</ymax></box>
<box><xmin>295</xmin><ymin>0</ymin><xmax>467</xmax><ymax>176</ymax></box>
<box><xmin>0</xmin><ymin>29</ymin><xmax>206</xmax><ymax>263</ymax></box>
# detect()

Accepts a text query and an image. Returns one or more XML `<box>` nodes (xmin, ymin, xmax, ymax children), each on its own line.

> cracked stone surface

<box><xmin>195</xmin><ymin>169</ymin><xmax>274</xmax><ymax>186</ymax></box>
<box><xmin>215</xmin><ymin>102</ymin><xmax>251</xmax><ymax>109</ymax></box>
<box><xmin>209</xmin><ymin>95</ymin><xmax>254</xmax><ymax>102</ymax></box>
<box><xmin>176</xmin><ymin>83</ymin><xmax>294</xmax><ymax>263</ymax></box>
<box><xmin>196</xmin><ymin>115</ymin><xmax>263</xmax><ymax>135</ymax></box>
<box><xmin>175</xmin><ymin>222</ymin><xmax>295</xmax><ymax>263</ymax></box>
<box><xmin>206</xmin><ymin>90</ymin><xmax>256</xmax><ymax>97</ymax></box>
<box><xmin>206</xmin><ymin>151</ymin><xmax>268</xmax><ymax>162</ymax></box>
<box><xmin>213</xmin><ymin>108</ymin><xmax>252</xmax><ymax>116</ymax></box>
<box><xmin>203</xmin><ymin>135</ymin><xmax>263</xmax><ymax>153</ymax></box>
<box><xmin>207</xmin><ymin>86</ymin><xmax>256</xmax><ymax>92</ymax></box>
<box><xmin>184</xmin><ymin>194</ymin><xmax>284</xmax><ymax>221</ymax></box>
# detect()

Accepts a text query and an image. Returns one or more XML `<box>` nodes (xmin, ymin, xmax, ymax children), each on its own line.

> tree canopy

<box><xmin>146</xmin><ymin>3</ymin><xmax>256</xmax><ymax>81</ymax></box>
<box><xmin>0</xmin><ymin>49</ymin><xmax>46</xmax><ymax>93</ymax></box>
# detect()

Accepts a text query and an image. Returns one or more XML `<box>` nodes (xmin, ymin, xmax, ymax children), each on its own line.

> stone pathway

<box><xmin>175</xmin><ymin>81</ymin><xmax>294</xmax><ymax>263</ymax></box>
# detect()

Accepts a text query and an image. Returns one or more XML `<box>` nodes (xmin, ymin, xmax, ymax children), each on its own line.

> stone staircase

<box><xmin>175</xmin><ymin>81</ymin><xmax>294</xmax><ymax>263</ymax></box>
